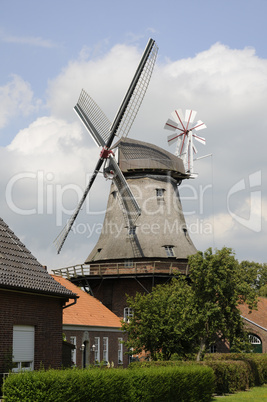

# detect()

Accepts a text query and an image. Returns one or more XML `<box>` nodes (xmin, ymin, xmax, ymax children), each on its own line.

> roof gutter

<box><xmin>63</xmin><ymin>296</ymin><xmax>79</xmax><ymax>309</ymax></box>
<box><xmin>241</xmin><ymin>315</ymin><xmax>267</xmax><ymax>333</ymax></box>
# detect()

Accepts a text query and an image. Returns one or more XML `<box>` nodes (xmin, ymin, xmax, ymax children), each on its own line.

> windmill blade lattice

<box><xmin>113</xmin><ymin>40</ymin><xmax>158</xmax><ymax>140</ymax></box>
<box><xmin>74</xmin><ymin>90</ymin><xmax>111</xmax><ymax>147</ymax></box>
<box><xmin>164</xmin><ymin>109</ymin><xmax>206</xmax><ymax>176</ymax></box>
<box><xmin>54</xmin><ymin>156</ymin><xmax>104</xmax><ymax>254</ymax></box>
<box><xmin>55</xmin><ymin>38</ymin><xmax>158</xmax><ymax>253</ymax></box>
<box><xmin>107</xmin><ymin>156</ymin><xmax>141</xmax><ymax>228</ymax></box>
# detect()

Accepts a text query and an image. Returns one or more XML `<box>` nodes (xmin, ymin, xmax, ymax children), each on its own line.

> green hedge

<box><xmin>127</xmin><ymin>365</ymin><xmax>214</xmax><ymax>401</ymax></box>
<box><xmin>3</xmin><ymin>365</ymin><xmax>214</xmax><ymax>402</ymax></box>
<box><xmin>129</xmin><ymin>354</ymin><xmax>267</xmax><ymax>395</ymax></box>
<box><xmin>204</xmin><ymin>353</ymin><xmax>267</xmax><ymax>387</ymax></box>
<box><xmin>201</xmin><ymin>360</ymin><xmax>250</xmax><ymax>394</ymax></box>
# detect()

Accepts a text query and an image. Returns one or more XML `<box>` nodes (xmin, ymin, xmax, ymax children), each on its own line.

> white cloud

<box><xmin>1</xmin><ymin>41</ymin><xmax>267</xmax><ymax>268</ymax></box>
<box><xmin>0</xmin><ymin>74</ymin><xmax>41</xmax><ymax>129</ymax></box>
<box><xmin>46</xmin><ymin>43</ymin><xmax>147</xmax><ymax>121</ymax></box>
<box><xmin>0</xmin><ymin>29</ymin><xmax>56</xmax><ymax>48</ymax></box>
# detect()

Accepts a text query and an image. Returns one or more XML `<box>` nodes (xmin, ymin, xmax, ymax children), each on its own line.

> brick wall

<box><xmin>64</xmin><ymin>329</ymin><xmax>128</xmax><ymax>368</ymax></box>
<box><xmin>0</xmin><ymin>289</ymin><xmax>64</xmax><ymax>372</ymax></box>
<box><xmin>243</xmin><ymin>322</ymin><xmax>267</xmax><ymax>353</ymax></box>
<box><xmin>91</xmin><ymin>276</ymin><xmax>172</xmax><ymax>317</ymax></box>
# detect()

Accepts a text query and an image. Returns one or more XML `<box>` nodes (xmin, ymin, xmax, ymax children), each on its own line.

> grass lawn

<box><xmin>213</xmin><ymin>385</ymin><xmax>267</xmax><ymax>401</ymax></box>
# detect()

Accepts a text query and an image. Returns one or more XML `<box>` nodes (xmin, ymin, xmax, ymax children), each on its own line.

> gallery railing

<box><xmin>52</xmin><ymin>261</ymin><xmax>187</xmax><ymax>278</ymax></box>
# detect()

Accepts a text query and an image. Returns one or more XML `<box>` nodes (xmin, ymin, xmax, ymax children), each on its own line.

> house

<box><xmin>210</xmin><ymin>298</ymin><xmax>267</xmax><ymax>354</ymax></box>
<box><xmin>239</xmin><ymin>297</ymin><xmax>267</xmax><ymax>353</ymax></box>
<box><xmin>0</xmin><ymin>217</ymin><xmax>77</xmax><ymax>374</ymax></box>
<box><xmin>52</xmin><ymin>275</ymin><xmax>128</xmax><ymax>368</ymax></box>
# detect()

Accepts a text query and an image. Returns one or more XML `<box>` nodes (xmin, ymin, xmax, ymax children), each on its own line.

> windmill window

<box><xmin>164</xmin><ymin>246</ymin><xmax>175</xmax><ymax>257</ymax></box>
<box><xmin>156</xmin><ymin>189</ymin><xmax>164</xmax><ymax>198</ymax></box>
<box><xmin>124</xmin><ymin>259</ymin><xmax>134</xmax><ymax>268</ymax></box>
<box><xmin>128</xmin><ymin>227</ymin><xmax>136</xmax><ymax>236</ymax></box>
<box><xmin>112</xmin><ymin>191</ymin><xmax>117</xmax><ymax>199</ymax></box>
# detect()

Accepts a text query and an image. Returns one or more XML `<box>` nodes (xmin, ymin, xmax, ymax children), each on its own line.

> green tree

<box><xmin>239</xmin><ymin>260</ymin><xmax>266</xmax><ymax>290</ymax></box>
<box><xmin>122</xmin><ymin>247</ymin><xmax>258</xmax><ymax>361</ymax></box>
<box><xmin>121</xmin><ymin>275</ymin><xmax>198</xmax><ymax>361</ymax></box>
<box><xmin>189</xmin><ymin>247</ymin><xmax>258</xmax><ymax>360</ymax></box>
<box><xmin>239</xmin><ymin>260</ymin><xmax>267</xmax><ymax>295</ymax></box>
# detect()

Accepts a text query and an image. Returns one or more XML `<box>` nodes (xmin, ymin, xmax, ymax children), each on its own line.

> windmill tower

<box><xmin>54</xmin><ymin>39</ymin><xmax>199</xmax><ymax>317</ymax></box>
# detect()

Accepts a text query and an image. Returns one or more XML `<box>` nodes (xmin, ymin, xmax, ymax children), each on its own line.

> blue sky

<box><xmin>0</xmin><ymin>0</ymin><xmax>266</xmax><ymax>269</ymax></box>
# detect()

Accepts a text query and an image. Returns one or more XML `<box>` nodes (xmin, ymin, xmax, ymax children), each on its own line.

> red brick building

<box><xmin>239</xmin><ymin>297</ymin><xmax>267</xmax><ymax>353</ymax></box>
<box><xmin>0</xmin><ymin>217</ymin><xmax>77</xmax><ymax>374</ymax></box>
<box><xmin>210</xmin><ymin>298</ymin><xmax>267</xmax><ymax>354</ymax></box>
<box><xmin>52</xmin><ymin>275</ymin><xmax>128</xmax><ymax>368</ymax></box>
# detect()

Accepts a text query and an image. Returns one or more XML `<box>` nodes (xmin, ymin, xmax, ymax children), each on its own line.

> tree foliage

<box><xmin>121</xmin><ymin>275</ymin><xmax>198</xmax><ymax>360</ymax></box>
<box><xmin>239</xmin><ymin>260</ymin><xmax>267</xmax><ymax>294</ymax></box>
<box><xmin>121</xmin><ymin>247</ymin><xmax>259</xmax><ymax>361</ymax></box>
<box><xmin>188</xmin><ymin>247</ymin><xmax>258</xmax><ymax>359</ymax></box>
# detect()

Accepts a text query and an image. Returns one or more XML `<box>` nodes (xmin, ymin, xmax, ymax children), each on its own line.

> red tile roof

<box><xmin>239</xmin><ymin>297</ymin><xmax>267</xmax><ymax>330</ymax></box>
<box><xmin>52</xmin><ymin>275</ymin><xmax>121</xmax><ymax>328</ymax></box>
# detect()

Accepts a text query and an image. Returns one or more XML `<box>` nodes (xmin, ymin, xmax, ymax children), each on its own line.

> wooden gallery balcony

<box><xmin>52</xmin><ymin>260</ymin><xmax>188</xmax><ymax>280</ymax></box>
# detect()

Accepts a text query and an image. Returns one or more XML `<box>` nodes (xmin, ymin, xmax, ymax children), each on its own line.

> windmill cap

<box><xmin>113</xmin><ymin>138</ymin><xmax>188</xmax><ymax>180</ymax></box>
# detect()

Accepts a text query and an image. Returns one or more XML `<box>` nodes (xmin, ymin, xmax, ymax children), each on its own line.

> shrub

<box><xmin>129</xmin><ymin>354</ymin><xmax>267</xmax><ymax>395</ymax></box>
<box><xmin>204</xmin><ymin>353</ymin><xmax>267</xmax><ymax>387</ymax></box>
<box><xmin>3</xmin><ymin>365</ymin><xmax>214</xmax><ymax>402</ymax></box>
<box><xmin>201</xmin><ymin>360</ymin><xmax>250</xmax><ymax>394</ymax></box>
<box><xmin>127</xmin><ymin>365</ymin><xmax>214</xmax><ymax>401</ymax></box>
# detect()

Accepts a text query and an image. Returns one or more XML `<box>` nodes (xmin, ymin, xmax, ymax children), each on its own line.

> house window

<box><xmin>124</xmin><ymin>307</ymin><xmax>134</xmax><ymax>322</ymax></box>
<box><xmin>70</xmin><ymin>336</ymin><xmax>76</xmax><ymax>366</ymax></box>
<box><xmin>94</xmin><ymin>337</ymin><xmax>100</xmax><ymax>363</ymax></box>
<box><xmin>118</xmin><ymin>338</ymin><xmax>123</xmax><ymax>364</ymax></box>
<box><xmin>12</xmin><ymin>325</ymin><xmax>34</xmax><ymax>372</ymax></box>
<box><xmin>248</xmin><ymin>333</ymin><xmax>262</xmax><ymax>353</ymax></box>
<box><xmin>103</xmin><ymin>337</ymin><xmax>109</xmax><ymax>363</ymax></box>
<box><xmin>164</xmin><ymin>246</ymin><xmax>175</xmax><ymax>257</ymax></box>
<box><xmin>209</xmin><ymin>344</ymin><xmax>217</xmax><ymax>353</ymax></box>
<box><xmin>248</xmin><ymin>334</ymin><xmax>261</xmax><ymax>344</ymax></box>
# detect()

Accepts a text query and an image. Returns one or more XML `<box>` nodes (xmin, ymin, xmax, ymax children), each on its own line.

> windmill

<box><xmin>164</xmin><ymin>109</ymin><xmax>206</xmax><ymax>177</ymax></box>
<box><xmin>54</xmin><ymin>39</ymin><xmax>158</xmax><ymax>254</ymax></box>
<box><xmin>53</xmin><ymin>40</ymin><xmax>199</xmax><ymax>317</ymax></box>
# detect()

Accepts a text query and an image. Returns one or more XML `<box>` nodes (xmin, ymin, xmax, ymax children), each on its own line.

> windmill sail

<box><xmin>74</xmin><ymin>90</ymin><xmax>111</xmax><ymax>147</ymax></box>
<box><xmin>107</xmin><ymin>156</ymin><xmax>141</xmax><ymax>228</ymax></box>
<box><xmin>54</xmin><ymin>157</ymin><xmax>104</xmax><ymax>254</ymax></box>
<box><xmin>164</xmin><ymin>109</ymin><xmax>207</xmax><ymax>177</ymax></box>
<box><xmin>55</xmin><ymin>38</ymin><xmax>158</xmax><ymax>253</ymax></box>
<box><xmin>109</xmin><ymin>38</ymin><xmax>158</xmax><ymax>142</ymax></box>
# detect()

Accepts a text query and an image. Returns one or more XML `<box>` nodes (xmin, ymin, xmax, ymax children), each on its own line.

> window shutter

<box><xmin>13</xmin><ymin>325</ymin><xmax>35</xmax><ymax>362</ymax></box>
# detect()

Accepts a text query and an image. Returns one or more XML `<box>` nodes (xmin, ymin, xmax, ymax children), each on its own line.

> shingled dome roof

<box><xmin>114</xmin><ymin>137</ymin><xmax>188</xmax><ymax>179</ymax></box>
<box><xmin>0</xmin><ymin>217</ymin><xmax>76</xmax><ymax>299</ymax></box>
